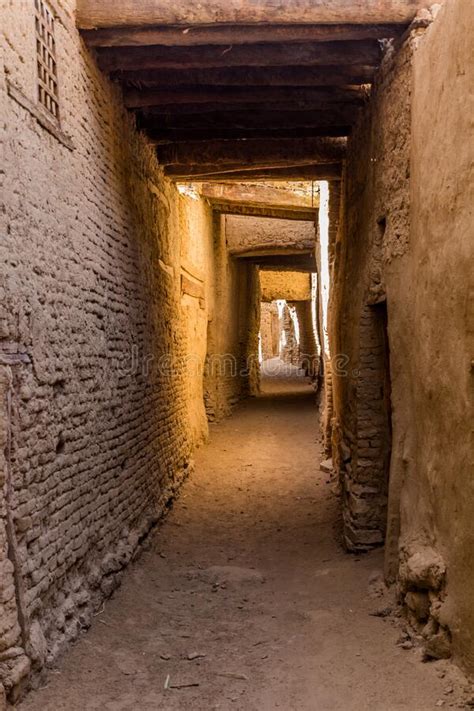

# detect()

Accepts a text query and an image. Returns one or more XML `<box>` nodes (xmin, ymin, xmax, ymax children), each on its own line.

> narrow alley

<box><xmin>18</xmin><ymin>366</ymin><xmax>458</xmax><ymax>710</ymax></box>
<box><xmin>1</xmin><ymin>0</ymin><xmax>472</xmax><ymax>708</ymax></box>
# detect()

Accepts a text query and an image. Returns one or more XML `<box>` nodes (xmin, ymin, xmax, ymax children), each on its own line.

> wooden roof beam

<box><xmin>165</xmin><ymin>164</ymin><xmax>342</xmax><ymax>181</ymax></box>
<box><xmin>124</xmin><ymin>85</ymin><xmax>367</xmax><ymax>109</ymax></box>
<box><xmin>242</xmin><ymin>254</ymin><xmax>317</xmax><ymax>272</ymax></box>
<box><xmin>199</xmin><ymin>182</ymin><xmax>319</xmax><ymax>210</ymax></box>
<box><xmin>157</xmin><ymin>137</ymin><xmax>346</xmax><ymax>168</ymax></box>
<box><xmin>81</xmin><ymin>22</ymin><xmax>405</xmax><ymax>47</ymax></box>
<box><xmin>141</xmin><ymin>107</ymin><xmax>360</xmax><ymax>131</ymax></box>
<box><xmin>211</xmin><ymin>203</ymin><xmax>318</xmax><ymax>222</ymax></box>
<box><xmin>77</xmin><ymin>1</ymin><xmax>432</xmax><ymax>29</ymax></box>
<box><xmin>149</xmin><ymin>127</ymin><xmax>352</xmax><ymax>143</ymax></box>
<box><xmin>95</xmin><ymin>40</ymin><xmax>382</xmax><ymax>72</ymax></box>
<box><xmin>231</xmin><ymin>246</ymin><xmax>314</xmax><ymax>258</ymax></box>
<box><xmin>113</xmin><ymin>65</ymin><xmax>376</xmax><ymax>87</ymax></box>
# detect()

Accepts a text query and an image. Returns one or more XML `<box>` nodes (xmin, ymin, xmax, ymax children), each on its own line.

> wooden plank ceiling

<box><xmin>78</xmin><ymin>1</ymin><xmax>425</xmax><ymax>181</ymax></box>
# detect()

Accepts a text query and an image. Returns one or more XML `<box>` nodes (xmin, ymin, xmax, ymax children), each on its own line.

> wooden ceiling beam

<box><xmin>113</xmin><ymin>65</ymin><xmax>376</xmax><ymax>87</ymax></box>
<box><xmin>165</xmin><ymin>164</ymin><xmax>342</xmax><ymax>181</ymax></box>
<box><xmin>199</xmin><ymin>182</ymin><xmax>319</xmax><ymax>210</ymax></box>
<box><xmin>82</xmin><ymin>23</ymin><xmax>405</xmax><ymax>47</ymax></box>
<box><xmin>211</xmin><ymin>203</ymin><xmax>318</xmax><ymax>222</ymax></box>
<box><xmin>231</xmin><ymin>246</ymin><xmax>314</xmax><ymax>258</ymax></box>
<box><xmin>124</xmin><ymin>85</ymin><xmax>367</xmax><ymax>109</ymax></box>
<box><xmin>149</xmin><ymin>126</ymin><xmax>352</xmax><ymax>143</ymax></box>
<box><xmin>135</xmin><ymin>100</ymin><xmax>362</xmax><ymax>116</ymax></box>
<box><xmin>96</xmin><ymin>40</ymin><xmax>381</xmax><ymax>72</ymax></box>
<box><xmin>76</xmin><ymin>1</ymin><xmax>431</xmax><ymax>29</ymax></box>
<box><xmin>157</xmin><ymin>137</ymin><xmax>346</xmax><ymax>167</ymax></box>
<box><xmin>141</xmin><ymin>108</ymin><xmax>360</xmax><ymax>131</ymax></box>
<box><xmin>242</xmin><ymin>254</ymin><xmax>316</xmax><ymax>272</ymax></box>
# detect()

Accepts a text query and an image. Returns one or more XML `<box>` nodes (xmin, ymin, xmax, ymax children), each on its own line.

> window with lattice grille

<box><xmin>35</xmin><ymin>0</ymin><xmax>59</xmax><ymax>120</ymax></box>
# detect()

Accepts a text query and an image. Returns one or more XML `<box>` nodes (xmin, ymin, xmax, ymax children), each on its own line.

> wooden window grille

<box><xmin>34</xmin><ymin>0</ymin><xmax>60</xmax><ymax>120</ymax></box>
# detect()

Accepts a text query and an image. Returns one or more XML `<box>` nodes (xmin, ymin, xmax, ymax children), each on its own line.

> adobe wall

<box><xmin>260</xmin><ymin>271</ymin><xmax>311</xmax><ymax>302</ymax></box>
<box><xmin>280</xmin><ymin>304</ymin><xmax>299</xmax><ymax>367</ymax></box>
<box><xmin>398</xmin><ymin>0</ymin><xmax>473</xmax><ymax>674</ymax></box>
<box><xmin>0</xmin><ymin>0</ymin><xmax>213</xmax><ymax>697</ymax></box>
<box><xmin>224</xmin><ymin>215</ymin><xmax>315</xmax><ymax>255</ymax></box>
<box><xmin>175</xmin><ymin>191</ymin><xmax>215</xmax><ymax>447</ymax></box>
<box><xmin>329</xmin><ymin>0</ymin><xmax>473</xmax><ymax>673</ymax></box>
<box><xmin>293</xmin><ymin>301</ymin><xmax>319</xmax><ymax>379</ymax></box>
<box><xmin>260</xmin><ymin>302</ymin><xmax>280</xmax><ymax>361</ymax></box>
<box><xmin>203</xmin><ymin>215</ymin><xmax>259</xmax><ymax>419</ymax></box>
<box><xmin>329</xmin><ymin>31</ymin><xmax>411</xmax><ymax>551</ymax></box>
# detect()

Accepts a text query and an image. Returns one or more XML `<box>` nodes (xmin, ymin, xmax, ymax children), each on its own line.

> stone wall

<box><xmin>0</xmin><ymin>0</ymin><xmax>212</xmax><ymax>697</ymax></box>
<box><xmin>329</xmin><ymin>0</ymin><xmax>473</xmax><ymax>674</ymax></box>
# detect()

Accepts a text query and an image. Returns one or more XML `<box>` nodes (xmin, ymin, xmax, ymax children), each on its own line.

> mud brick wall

<box><xmin>203</xmin><ymin>215</ymin><xmax>257</xmax><ymax>420</ymax></box>
<box><xmin>0</xmin><ymin>0</ymin><xmax>195</xmax><ymax>696</ymax></box>
<box><xmin>329</xmin><ymin>0</ymin><xmax>473</xmax><ymax>674</ymax></box>
<box><xmin>293</xmin><ymin>301</ymin><xmax>319</xmax><ymax>379</ymax></box>
<box><xmin>280</xmin><ymin>304</ymin><xmax>299</xmax><ymax>367</ymax></box>
<box><xmin>260</xmin><ymin>302</ymin><xmax>280</xmax><ymax>361</ymax></box>
<box><xmin>329</xmin><ymin>32</ymin><xmax>412</xmax><ymax>553</ymax></box>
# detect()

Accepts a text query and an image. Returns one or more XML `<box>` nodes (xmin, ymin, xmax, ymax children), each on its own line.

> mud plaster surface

<box><xmin>18</xmin><ymin>369</ymin><xmax>464</xmax><ymax>710</ymax></box>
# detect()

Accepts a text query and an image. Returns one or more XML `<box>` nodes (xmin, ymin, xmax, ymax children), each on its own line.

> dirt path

<box><xmin>19</xmin><ymin>368</ymin><xmax>462</xmax><ymax>710</ymax></box>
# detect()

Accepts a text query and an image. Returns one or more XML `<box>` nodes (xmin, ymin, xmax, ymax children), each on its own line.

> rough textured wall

<box><xmin>280</xmin><ymin>305</ymin><xmax>299</xmax><ymax>367</ymax></box>
<box><xmin>260</xmin><ymin>271</ymin><xmax>311</xmax><ymax>303</ymax></box>
<box><xmin>330</xmin><ymin>0</ymin><xmax>473</xmax><ymax>674</ymax></box>
<box><xmin>260</xmin><ymin>302</ymin><xmax>280</xmax><ymax>361</ymax></box>
<box><xmin>293</xmin><ymin>301</ymin><xmax>319</xmax><ymax>378</ymax></box>
<box><xmin>322</xmin><ymin>182</ymin><xmax>342</xmax><ymax>455</ymax></box>
<box><xmin>175</xmin><ymin>192</ymin><xmax>215</xmax><ymax>447</ymax></box>
<box><xmin>0</xmin><ymin>369</ymin><xmax>28</xmax><ymax>704</ymax></box>
<box><xmin>0</xmin><ymin>0</ymin><xmax>197</xmax><ymax>697</ymax></box>
<box><xmin>239</xmin><ymin>265</ymin><xmax>261</xmax><ymax>396</ymax></box>
<box><xmin>225</xmin><ymin>215</ymin><xmax>315</xmax><ymax>255</ymax></box>
<box><xmin>396</xmin><ymin>0</ymin><xmax>473</xmax><ymax>674</ymax></box>
<box><xmin>330</xmin><ymin>35</ymin><xmax>412</xmax><ymax>553</ymax></box>
<box><xmin>204</xmin><ymin>216</ymin><xmax>258</xmax><ymax>419</ymax></box>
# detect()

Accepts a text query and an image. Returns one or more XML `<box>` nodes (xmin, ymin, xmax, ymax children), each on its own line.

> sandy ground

<box><xmin>18</xmin><ymin>365</ymin><xmax>466</xmax><ymax>710</ymax></box>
